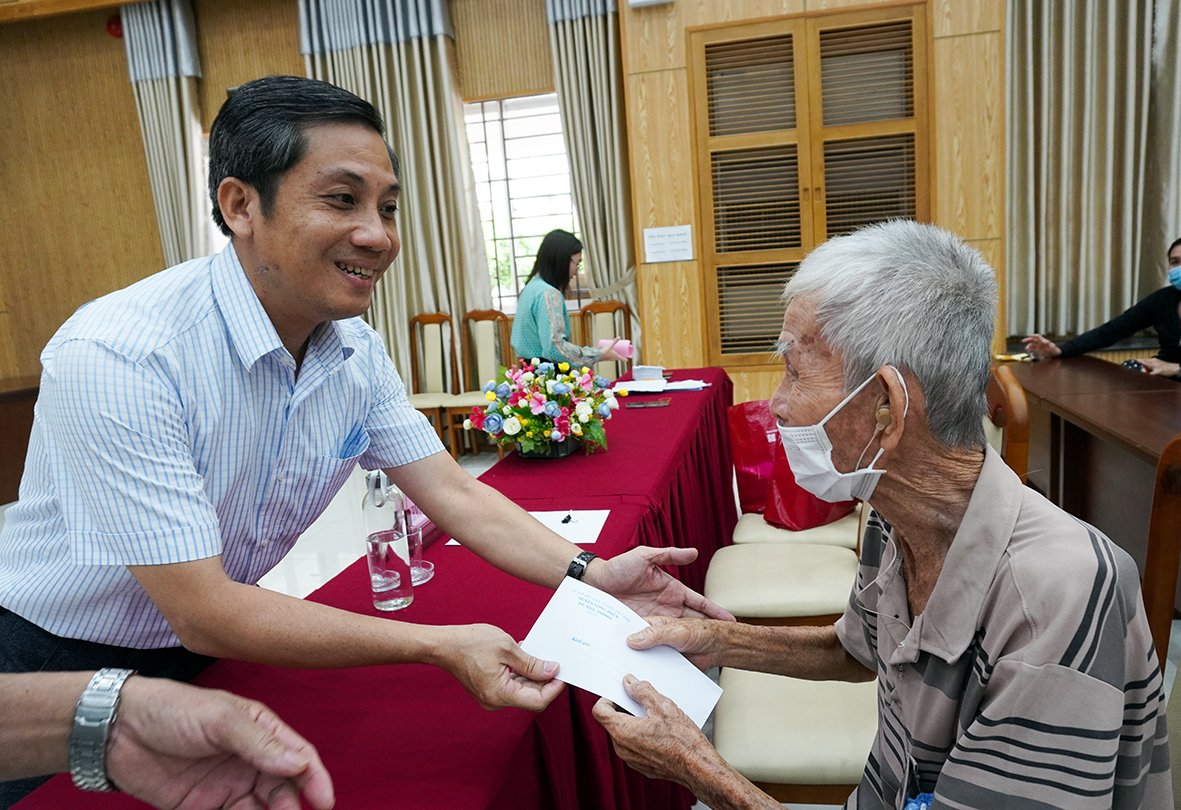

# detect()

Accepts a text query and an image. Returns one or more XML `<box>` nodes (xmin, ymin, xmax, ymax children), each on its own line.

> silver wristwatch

<box><xmin>69</xmin><ymin>668</ymin><xmax>135</xmax><ymax>792</ymax></box>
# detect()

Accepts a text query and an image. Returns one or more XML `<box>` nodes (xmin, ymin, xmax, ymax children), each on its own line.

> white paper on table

<box><xmin>664</xmin><ymin>379</ymin><xmax>711</xmax><ymax>391</ymax></box>
<box><xmin>614</xmin><ymin>379</ymin><xmax>666</xmax><ymax>393</ymax></box>
<box><xmin>521</xmin><ymin>578</ymin><xmax>723</xmax><ymax>728</ymax></box>
<box><xmin>446</xmin><ymin>510</ymin><xmax>609</xmax><ymax>545</ymax></box>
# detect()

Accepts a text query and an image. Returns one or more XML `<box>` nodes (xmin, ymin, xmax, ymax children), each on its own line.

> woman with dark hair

<box><xmin>510</xmin><ymin>229</ymin><xmax>624</xmax><ymax>366</ymax></box>
<box><xmin>1024</xmin><ymin>237</ymin><xmax>1181</xmax><ymax>377</ymax></box>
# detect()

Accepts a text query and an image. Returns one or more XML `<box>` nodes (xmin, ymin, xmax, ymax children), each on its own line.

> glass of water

<box><xmin>365</xmin><ymin>528</ymin><xmax>415</xmax><ymax>611</ymax></box>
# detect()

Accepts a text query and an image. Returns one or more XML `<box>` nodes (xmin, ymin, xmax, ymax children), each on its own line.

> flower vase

<box><xmin>516</xmin><ymin>438</ymin><xmax>580</xmax><ymax>459</ymax></box>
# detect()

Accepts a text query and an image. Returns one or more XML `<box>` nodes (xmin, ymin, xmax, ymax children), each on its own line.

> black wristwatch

<box><xmin>565</xmin><ymin>550</ymin><xmax>599</xmax><ymax>580</ymax></box>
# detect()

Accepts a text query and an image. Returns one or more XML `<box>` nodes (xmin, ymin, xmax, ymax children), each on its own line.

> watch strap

<box><xmin>565</xmin><ymin>550</ymin><xmax>599</xmax><ymax>580</ymax></box>
<box><xmin>70</xmin><ymin>668</ymin><xmax>135</xmax><ymax>792</ymax></box>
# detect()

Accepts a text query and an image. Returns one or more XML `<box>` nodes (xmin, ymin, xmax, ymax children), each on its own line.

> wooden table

<box><xmin>1008</xmin><ymin>356</ymin><xmax>1181</xmax><ymax>664</ymax></box>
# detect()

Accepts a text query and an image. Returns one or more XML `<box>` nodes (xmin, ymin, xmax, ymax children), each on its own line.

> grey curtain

<box><xmin>300</xmin><ymin>0</ymin><xmax>491</xmax><ymax>382</ymax></box>
<box><xmin>1007</xmin><ymin>0</ymin><xmax>1181</xmax><ymax>337</ymax></box>
<box><xmin>122</xmin><ymin>0</ymin><xmax>207</xmax><ymax>265</ymax></box>
<box><xmin>546</xmin><ymin>0</ymin><xmax>638</xmax><ymax>338</ymax></box>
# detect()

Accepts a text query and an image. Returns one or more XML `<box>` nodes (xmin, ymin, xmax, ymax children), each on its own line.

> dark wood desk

<box><xmin>0</xmin><ymin>375</ymin><xmax>39</xmax><ymax>504</ymax></box>
<box><xmin>1008</xmin><ymin>357</ymin><xmax>1181</xmax><ymax>664</ymax></box>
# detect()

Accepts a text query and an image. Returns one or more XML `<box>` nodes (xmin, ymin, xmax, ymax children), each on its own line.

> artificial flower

<box><xmin>503</xmin><ymin>416</ymin><xmax>522</xmax><ymax>436</ymax></box>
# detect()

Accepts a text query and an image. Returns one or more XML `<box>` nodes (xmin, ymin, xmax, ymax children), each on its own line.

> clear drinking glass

<box><xmin>362</xmin><ymin>470</ymin><xmax>433</xmax><ymax>600</ymax></box>
<box><xmin>365</xmin><ymin>528</ymin><xmax>415</xmax><ymax>611</ymax></box>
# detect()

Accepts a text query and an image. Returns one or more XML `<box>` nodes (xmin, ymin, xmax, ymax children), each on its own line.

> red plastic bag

<box><xmin>727</xmin><ymin>401</ymin><xmax>780</xmax><ymax>513</ymax></box>
<box><xmin>727</xmin><ymin>401</ymin><xmax>856</xmax><ymax>530</ymax></box>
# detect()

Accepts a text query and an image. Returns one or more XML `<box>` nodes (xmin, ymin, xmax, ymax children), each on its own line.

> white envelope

<box><xmin>521</xmin><ymin>577</ymin><xmax>722</xmax><ymax>728</ymax></box>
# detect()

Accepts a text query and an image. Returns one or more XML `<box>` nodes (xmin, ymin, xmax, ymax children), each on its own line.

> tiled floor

<box><xmin>3</xmin><ymin>452</ymin><xmax>1178</xmax><ymax>810</ymax></box>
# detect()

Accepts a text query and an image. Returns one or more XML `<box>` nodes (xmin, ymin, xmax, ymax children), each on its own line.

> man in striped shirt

<box><xmin>0</xmin><ymin>76</ymin><xmax>729</xmax><ymax>803</ymax></box>
<box><xmin>594</xmin><ymin>221</ymin><xmax>1172</xmax><ymax>808</ymax></box>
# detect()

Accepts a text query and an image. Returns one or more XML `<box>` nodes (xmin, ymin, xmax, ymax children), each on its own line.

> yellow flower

<box><xmin>558</xmin><ymin>362</ymin><xmax>570</xmax><ymax>372</ymax></box>
<box><xmin>617</xmin><ymin>388</ymin><xmax>629</xmax><ymax>396</ymax></box>
<box><xmin>485</xmin><ymin>391</ymin><xmax>497</xmax><ymax>402</ymax></box>
<box><xmin>581</xmin><ymin>366</ymin><xmax>590</xmax><ymax>374</ymax></box>
<box><xmin>526</xmin><ymin>431</ymin><xmax>533</xmax><ymax>438</ymax></box>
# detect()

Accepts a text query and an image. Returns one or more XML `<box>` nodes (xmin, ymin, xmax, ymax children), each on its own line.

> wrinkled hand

<box><xmin>592</xmin><ymin>675</ymin><xmax>714</xmax><ymax>785</ymax></box>
<box><xmin>1140</xmin><ymin>357</ymin><xmax>1180</xmax><ymax>377</ymax></box>
<box><xmin>627</xmin><ymin>616</ymin><xmax>725</xmax><ymax>671</ymax></box>
<box><xmin>589</xmin><ymin>547</ymin><xmax>735</xmax><ymax>621</ymax></box>
<box><xmin>438</xmin><ymin>624</ymin><xmax>565</xmax><ymax>711</ymax></box>
<box><xmin>106</xmin><ymin>677</ymin><xmax>335</xmax><ymax>810</ymax></box>
<box><xmin>1021</xmin><ymin>334</ymin><xmax>1061</xmax><ymax>359</ymax></box>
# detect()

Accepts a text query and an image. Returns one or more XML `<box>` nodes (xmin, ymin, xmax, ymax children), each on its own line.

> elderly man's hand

<box><xmin>1021</xmin><ymin>334</ymin><xmax>1061</xmax><ymax>359</ymax></box>
<box><xmin>592</xmin><ymin>675</ymin><xmax>714</xmax><ymax>784</ymax></box>
<box><xmin>626</xmin><ymin>616</ymin><xmax>728</xmax><ymax>671</ymax></box>
<box><xmin>1140</xmin><ymin>357</ymin><xmax>1180</xmax><ymax>377</ymax></box>
<box><xmin>106</xmin><ymin>677</ymin><xmax>335</xmax><ymax>810</ymax></box>
<box><xmin>587</xmin><ymin>547</ymin><xmax>735</xmax><ymax>621</ymax></box>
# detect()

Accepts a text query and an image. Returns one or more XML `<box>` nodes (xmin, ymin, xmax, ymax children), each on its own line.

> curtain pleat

<box><xmin>123</xmin><ymin>0</ymin><xmax>207</xmax><ymax>266</ymax></box>
<box><xmin>300</xmin><ymin>0</ymin><xmax>489</xmax><ymax>384</ymax></box>
<box><xmin>1006</xmin><ymin>0</ymin><xmax>1167</xmax><ymax>337</ymax></box>
<box><xmin>1142</xmin><ymin>0</ymin><xmax>1181</xmax><ymax>269</ymax></box>
<box><xmin>547</xmin><ymin>1</ymin><xmax>638</xmax><ymax>344</ymax></box>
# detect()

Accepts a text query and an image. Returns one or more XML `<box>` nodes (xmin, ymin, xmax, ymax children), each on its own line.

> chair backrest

<box><xmin>579</xmin><ymin>300</ymin><xmax>632</xmax><ymax>379</ymax></box>
<box><xmin>408</xmin><ymin>313</ymin><xmax>456</xmax><ymax>395</ymax></box>
<box><xmin>460</xmin><ymin>309</ymin><xmax>511</xmax><ymax>391</ymax></box>
<box><xmin>985</xmin><ymin>364</ymin><xmax>1030</xmax><ymax>479</ymax></box>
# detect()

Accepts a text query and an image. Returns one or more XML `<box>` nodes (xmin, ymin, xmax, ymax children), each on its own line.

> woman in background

<box><xmin>511</xmin><ymin>230</ymin><xmax>624</xmax><ymax>366</ymax></box>
<box><xmin>1023</xmin><ymin>238</ymin><xmax>1181</xmax><ymax>377</ymax></box>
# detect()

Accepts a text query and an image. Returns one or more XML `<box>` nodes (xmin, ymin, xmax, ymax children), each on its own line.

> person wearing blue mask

<box><xmin>592</xmin><ymin>221</ymin><xmax>1171</xmax><ymax>809</ymax></box>
<box><xmin>1023</xmin><ymin>237</ymin><xmax>1181</xmax><ymax>377</ymax></box>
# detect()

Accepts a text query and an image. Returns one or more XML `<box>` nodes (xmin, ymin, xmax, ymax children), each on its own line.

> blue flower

<box><xmin>483</xmin><ymin>412</ymin><xmax>504</xmax><ymax>434</ymax></box>
<box><xmin>544</xmin><ymin>400</ymin><xmax>560</xmax><ymax>417</ymax></box>
<box><xmin>551</xmin><ymin>430</ymin><xmax>562</xmax><ymax>441</ymax></box>
<box><xmin>552</xmin><ymin>382</ymin><xmax>571</xmax><ymax>395</ymax></box>
<box><xmin>594</xmin><ymin>376</ymin><xmax>609</xmax><ymax>388</ymax></box>
<box><xmin>482</xmin><ymin>380</ymin><xmax>496</xmax><ymax>393</ymax></box>
<box><xmin>536</xmin><ymin>362</ymin><xmax>555</xmax><ymax>374</ymax></box>
<box><xmin>597</xmin><ymin>403</ymin><xmax>612</xmax><ymax>419</ymax></box>
<box><xmin>495</xmin><ymin>382</ymin><xmax>511</xmax><ymax>398</ymax></box>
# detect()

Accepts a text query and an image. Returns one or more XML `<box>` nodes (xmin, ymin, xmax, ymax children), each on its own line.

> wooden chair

<box><xmin>985</xmin><ymin>363</ymin><xmax>1030</xmax><ymax>479</ymax></box>
<box><xmin>578</xmin><ymin>300</ymin><xmax>632</xmax><ymax>379</ymax></box>
<box><xmin>407</xmin><ymin>313</ymin><xmax>457</xmax><ymax>445</ymax></box>
<box><xmin>443</xmin><ymin>309</ymin><xmax>512</xmax><ymax>458</ymax></box>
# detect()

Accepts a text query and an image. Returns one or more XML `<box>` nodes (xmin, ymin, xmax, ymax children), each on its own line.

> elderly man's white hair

<box><xmin>784</xmin><ymin>220</ymin><xmax>997</xmax><ymax>449</ymax></box>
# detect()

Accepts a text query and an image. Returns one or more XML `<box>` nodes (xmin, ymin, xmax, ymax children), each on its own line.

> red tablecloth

<box><xmin>18</xmin><ymin>367</ymin><xmax>736</xmax><ymax>810</ymax></box>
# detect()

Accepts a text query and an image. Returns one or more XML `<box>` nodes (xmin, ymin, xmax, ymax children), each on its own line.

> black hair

<box><xmin>208</xmin><ymin>75</ymin><xmax>399</xmax><ymax>237</ymax></box>
<box><xmin>1169</xmin><ymin>237</ymin><xmax>1181</xmax><ymax>258</ymax></box>
<box><xmin>526</xmin><ymin>229</ymin><xmax>583</xmax><ymax>293</ymax></box>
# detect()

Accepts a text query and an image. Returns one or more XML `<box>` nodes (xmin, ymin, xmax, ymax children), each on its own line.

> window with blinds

<box><xmin>690</xmin><ymin>5</ymin><xmax>930</xmax><ymax>367</ymax></box>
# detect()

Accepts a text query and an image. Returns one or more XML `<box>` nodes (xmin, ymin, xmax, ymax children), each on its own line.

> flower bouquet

<box><xmin>464</xmin><ymin>359</ymin><xmax>627</xmax><ymax>457</ymax></box>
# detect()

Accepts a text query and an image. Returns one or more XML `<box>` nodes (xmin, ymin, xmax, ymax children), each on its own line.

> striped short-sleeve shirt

<box><xmin>0</xmin><ymin>245</ymin><xmax>443</xmax><ymax>648</ymax></box>
<box><xmin>836</xmin><ymin>447</ymin><xmax>1172</xmax><ymax>809</ymax></box>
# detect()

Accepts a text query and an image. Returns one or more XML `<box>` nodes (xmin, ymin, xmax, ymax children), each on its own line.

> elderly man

<box><xmin>0</xmin><ymin>75</ymin><xmax>728</xmax><ymax>804</ymax></box>
<box><xmin>594</xmin><ymin>221</ymin><xmax>1172</xmax><ymax>808</ymax></box>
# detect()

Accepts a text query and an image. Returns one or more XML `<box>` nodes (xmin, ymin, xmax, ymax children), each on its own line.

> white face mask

<box><xmin>777</xmin><ymin>366</ymin><xmax>909</xmax><ymax>503</ymax></box>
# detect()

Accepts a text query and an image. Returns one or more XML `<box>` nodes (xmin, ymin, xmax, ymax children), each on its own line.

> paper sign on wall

<box><xmin>642</xmin><ymin>225</ymin><xmax>694</xmax><ymax>263</ymax></box>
